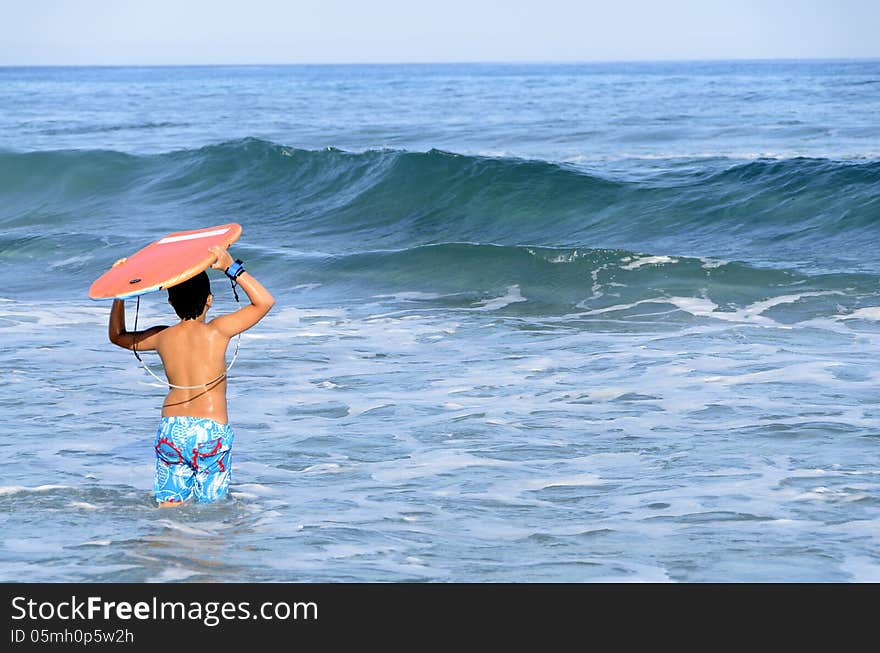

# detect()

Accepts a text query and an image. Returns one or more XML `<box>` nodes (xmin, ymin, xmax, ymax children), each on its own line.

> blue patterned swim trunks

<box><xmin>153</xmin><ymin>416</ymin><xmax>234</xmax><ymax>504</ymax></box>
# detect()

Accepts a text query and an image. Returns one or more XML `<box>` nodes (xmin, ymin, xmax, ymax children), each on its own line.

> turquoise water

<box><xmin>1</xmin><ymin>62</ymin><xmax>879</xmax><ymax>582</ymax></box>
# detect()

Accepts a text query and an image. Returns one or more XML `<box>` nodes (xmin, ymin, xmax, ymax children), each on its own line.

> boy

<box><xmin>108</xmin><ymin>245</ymin><xmax>275</xmax><ymax>506</ymax></box>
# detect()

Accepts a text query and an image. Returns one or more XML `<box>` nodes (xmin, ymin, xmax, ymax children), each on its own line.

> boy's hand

<box><xmin>209</xmin><ymin>245</ymin><xmax>234</xmax><ymax>271</ymax></box>
<box><xmin>112</xmin><ymin>257</ymin><xmax>127</xmax><ymax>268</ymax></box>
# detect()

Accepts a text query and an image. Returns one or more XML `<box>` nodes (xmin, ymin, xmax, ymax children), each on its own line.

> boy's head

<box><xmin>167</xmin><ymin>271</ymin><xmax>212</xmax><ymax>320</ymax></box>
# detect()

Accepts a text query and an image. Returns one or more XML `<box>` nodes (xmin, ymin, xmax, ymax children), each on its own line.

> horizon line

<box><xmin>2</xmin><ymin>56</ymin><xmax>879</xmax><ymax>68</ymax></box>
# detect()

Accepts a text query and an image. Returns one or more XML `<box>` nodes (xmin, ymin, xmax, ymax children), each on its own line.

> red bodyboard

<box><xmin>89</xmin><ymin>223</ymin><xmax>242</xmax><ymax>300</ymax></box>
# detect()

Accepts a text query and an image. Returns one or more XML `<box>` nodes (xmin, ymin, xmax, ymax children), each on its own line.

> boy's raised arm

<box><xmin>106</xmin><ymin>258</ymin><xmax>167</xmax><ymax>350</ymax></box>
<box><xmin>208</xmin><ymin>245</ymin><xmax>275</xmax><ymax>338</ymax></box>
<box><xmin>108</xmin><ymin>299</ymin><xmax>168</xmax><ymax>350</ymax></box>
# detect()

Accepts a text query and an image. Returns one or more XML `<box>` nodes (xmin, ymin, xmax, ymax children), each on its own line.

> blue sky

<box><xmin>2</xmin><ymin>0</ymin><xmax>878</xmax><ymax>65</ymax></box>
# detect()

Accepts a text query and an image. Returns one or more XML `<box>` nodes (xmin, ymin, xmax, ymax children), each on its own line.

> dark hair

<box><xmin>167</xmin><ymin>271</ymin><xmax>211</xmax><ymax>320</ymax></box>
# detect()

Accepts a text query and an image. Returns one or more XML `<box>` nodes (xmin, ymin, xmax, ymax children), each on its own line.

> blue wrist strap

<box><xmin>225</xmin><ymin>259</ymin><xmax>245</xmax><ymax>280</ymax></box>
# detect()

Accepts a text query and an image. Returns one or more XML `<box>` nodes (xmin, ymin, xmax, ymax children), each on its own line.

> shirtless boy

<box><xmin>108</xmin><ymin>245</ymin><xmax>274</xmax><ymax>506</ymax></box>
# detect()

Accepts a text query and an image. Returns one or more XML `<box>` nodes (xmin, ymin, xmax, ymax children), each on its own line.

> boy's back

<box><xmin>156</xmin><ymin>319</ymin><xmax>231</xmax><ymax>423</ymax></box>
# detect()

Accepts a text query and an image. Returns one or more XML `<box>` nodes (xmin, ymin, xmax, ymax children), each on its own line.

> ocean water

<box><xmin>1</xmin><ymin>61</ymin><xmax>879</xmax><ymax>582</ymax></box>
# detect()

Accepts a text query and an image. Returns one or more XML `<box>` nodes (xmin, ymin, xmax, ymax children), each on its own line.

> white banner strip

<box><xmin>157</xmin><ymin>227</ymin><xmax>230</xmax><ymax>245</ymax></box>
